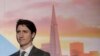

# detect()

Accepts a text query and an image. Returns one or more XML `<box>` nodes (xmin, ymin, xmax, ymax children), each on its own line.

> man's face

<box><xmin>16</xmin><ymin>25</ymin><xmax>33</xmax><ymax>46</ymax></box>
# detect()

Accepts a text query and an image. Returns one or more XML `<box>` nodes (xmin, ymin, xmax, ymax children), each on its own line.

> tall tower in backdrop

<box><xmin>50</xmin><ymin>4</ymin><xmax>62</xmax><ymax>56</ymax></box>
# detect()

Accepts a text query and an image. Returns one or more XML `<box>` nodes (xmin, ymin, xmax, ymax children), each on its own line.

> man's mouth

<box><xmin>19</xmin><ymin>39</ymin><xmax>25</xmax><ymax>41</ymax></box>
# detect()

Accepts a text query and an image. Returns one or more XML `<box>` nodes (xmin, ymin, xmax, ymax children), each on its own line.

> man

<box><xmin>10</xmin><ymin>19</ymin><xmax>50</xmax><ymax>56</ymax></box>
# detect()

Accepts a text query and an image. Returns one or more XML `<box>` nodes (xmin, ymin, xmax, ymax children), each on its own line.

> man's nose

<box><xmin>19</xmin><ymin>32</ymin><xmax>24</xmax><ymax>38</ymax></box>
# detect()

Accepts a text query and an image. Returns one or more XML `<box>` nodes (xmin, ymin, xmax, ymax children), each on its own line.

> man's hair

<box><xmin>16</xmin><ymin>19</ymin><xmax>37</xmax><ymax>34</ymax></box>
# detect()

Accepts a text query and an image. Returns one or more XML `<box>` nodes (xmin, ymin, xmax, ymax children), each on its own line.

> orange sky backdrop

<box><xmin>0</xmin><ymin>0</ymin><xmax>100</xmax><ymax>55</ymax></box>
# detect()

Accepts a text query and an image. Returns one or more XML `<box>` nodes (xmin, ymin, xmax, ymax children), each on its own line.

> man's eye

<box><xmin>17</xmin><ymin>31</ymin><xmax>20</xmax><ymax>33</ymax></box>
<box><xmin>23</xmin><ymin>30</ymin><xmax>28</xmax><ymax>33</ymax></box>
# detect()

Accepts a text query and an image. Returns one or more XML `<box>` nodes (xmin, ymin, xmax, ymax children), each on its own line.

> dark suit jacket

<box><xmin>10</xmin><ymin>46</ymin><xmax>50</xmax><ymax>56</ymax></box>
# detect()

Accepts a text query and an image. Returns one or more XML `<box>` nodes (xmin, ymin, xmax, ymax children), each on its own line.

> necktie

<box><xmin>21</xmin><ymin>51</ymin><xmax>26</xmax><ymax>56</ymax></box>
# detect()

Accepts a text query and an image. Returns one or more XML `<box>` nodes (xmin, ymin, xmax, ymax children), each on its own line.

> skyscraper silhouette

<box><xmin>50</xmin><ymin>4</ymin><xmax>62</xmax><ymax>56</ymax></box>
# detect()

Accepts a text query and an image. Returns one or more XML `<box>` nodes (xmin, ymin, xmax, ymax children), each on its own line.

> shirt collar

<box><xmin>20</xmin><ymin>45</ymin><xmax>33</xmax><ymax>55</ymax></box>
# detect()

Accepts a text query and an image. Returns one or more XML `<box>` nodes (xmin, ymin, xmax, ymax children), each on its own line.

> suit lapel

<box><xmin>28</xmin><ymin>46</ymin><xmax>38</xmax><ymax>56</ymax></box>
<box><xmin>15</xmin><ymin>51</ymin><xmax>20</xmax><ymax>56</ymax></box>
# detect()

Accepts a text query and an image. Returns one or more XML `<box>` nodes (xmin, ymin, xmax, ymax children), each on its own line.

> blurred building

<box><xmin>41</xmin><ymin>4</ymin><xmax>62</xmax><ymax>56</ymax></box>
<box><xmin>70</xmin><ymin>42</ymin><xmax>84</xmax><ymax>56</ymax></box>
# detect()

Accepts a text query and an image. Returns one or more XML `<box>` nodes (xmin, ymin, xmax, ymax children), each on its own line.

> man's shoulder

<box><xmin>31</xmin><ymin>46</ymin><xmax>50</xmax><ymax>56</ymax></box>
<box><xmin>10</xmin><ymin>51</ymin><xmax>19</xmax><ymax>56</ymax></box>
<box><xmin>36</xmin><ymin>48</ymin><xmax>50</xmax><ymax>56</ymax></box>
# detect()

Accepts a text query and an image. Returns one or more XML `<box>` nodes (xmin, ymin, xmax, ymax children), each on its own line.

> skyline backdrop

<box><xmin>0</xmin><ymin>0</ymin><xmax>100</xmax><ymax>56</ymax></box>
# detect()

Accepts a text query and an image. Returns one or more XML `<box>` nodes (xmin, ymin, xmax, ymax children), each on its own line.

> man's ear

<box><xmin>32</xmin><ymin>32</ymin><xmax>35</xmax><ymax>39</ymax></box>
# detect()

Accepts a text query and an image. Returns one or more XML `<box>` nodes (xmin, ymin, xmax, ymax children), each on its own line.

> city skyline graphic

<box><xmin>0</xmin><ymin>0</ymin><xmax>100</xmax><ymax>56</ymax></box>
<box><xmin>40</xmin><ymin>3</ymin><xmax>100</xmax><ymax>56</ymax></box>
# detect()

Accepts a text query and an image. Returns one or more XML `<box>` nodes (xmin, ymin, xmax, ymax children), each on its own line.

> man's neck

<box><xmin>20</xmin><ymin>43</ymin><xmax>33</xmax><ymax>50</ymax></box>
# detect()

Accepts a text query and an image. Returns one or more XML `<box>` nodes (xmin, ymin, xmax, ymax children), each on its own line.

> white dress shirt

<box><xmin>20</xmin><ymin>45</ymin><xmax>33</xmax><ymax>56</ymax></box>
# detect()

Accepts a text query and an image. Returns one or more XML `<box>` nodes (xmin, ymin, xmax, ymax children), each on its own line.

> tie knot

<box><xmin>21</xmin><ymin>51</ymin><xmax>26</xmax><ymax>56</ymax></box>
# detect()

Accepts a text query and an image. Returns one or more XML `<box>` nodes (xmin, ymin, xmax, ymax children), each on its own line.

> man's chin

<box><xmin>19</xmin><ymin>43</ymin><xmax>26</xmax><ymax>46</ymax></box>
<box><xmin>19</xmin><ymin>42</ymin><xmax>30</xmax><ymax>47</ymax></box>
<box><xmin>20</xmin><ymin>44</ymin><xmax>26</xmax><ymax>47</ymax></box>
